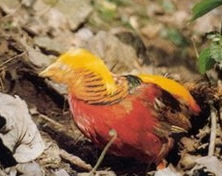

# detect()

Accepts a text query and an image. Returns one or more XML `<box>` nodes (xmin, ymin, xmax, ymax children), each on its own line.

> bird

<box><xmin>40</xmin><ymin>48</ymin><xmax>200</xmax><ymax>166</ymax></box>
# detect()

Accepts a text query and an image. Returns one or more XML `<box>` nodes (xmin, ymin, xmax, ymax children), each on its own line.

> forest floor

<box><xmin>0</xmin><ymin>0</ymin><xmax>222</xmax><ymax>175</ymax></box>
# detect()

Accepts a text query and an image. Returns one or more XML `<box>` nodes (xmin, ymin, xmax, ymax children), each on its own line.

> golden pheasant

<box><xmin>40</xmin><ymin>48</ymin><xmax>200</xmax><ymax>166</ymax></box>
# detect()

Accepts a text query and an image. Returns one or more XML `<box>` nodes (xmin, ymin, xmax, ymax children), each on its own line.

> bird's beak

<box><xmin>39</xmin><ymin>63</ymin><xmax>57</xmax><ymax>78</ymax></box>
<box><xmin>39</xmin><ymin>61</ymin><xmax>70</xmax><ymax>84</ymax></box>
<box><xmin>39</xmin><ymin>69</ymin><xmax>48</xmax><ymax>77</ymax></box>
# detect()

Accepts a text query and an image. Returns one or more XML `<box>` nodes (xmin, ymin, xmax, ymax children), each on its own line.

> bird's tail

<box><xmin>184</xmin><ymin>80</ymin><xmax>221</xmax><ymax>134</ymax></box>
<box><xmin>184</xmin><ymin>81</ymin><xmax>221</xmax><ymax>105</ymax></box>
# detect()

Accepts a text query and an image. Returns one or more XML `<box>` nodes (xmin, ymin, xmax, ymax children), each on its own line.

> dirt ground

<box><xmin>0</xmin><ymin>0</ymin><xmax>222</xmax><ymax>176</ymax></box>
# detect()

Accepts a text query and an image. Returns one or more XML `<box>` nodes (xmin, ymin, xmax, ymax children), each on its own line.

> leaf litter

<box><xmin>0</xmin><ymin>0</ymin><xmax>222</xmax><ymax>175</ymax></box>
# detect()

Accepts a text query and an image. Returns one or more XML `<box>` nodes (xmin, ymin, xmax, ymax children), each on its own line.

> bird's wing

<box><xmin>151</xmin><ymin>86</ymin><xmax>192</xmax><ymax>134</ymax></box>
<box><xmin>125</xmin><ymin>75</ymin><xmax>195</xmax><ymax>137</ymax></box>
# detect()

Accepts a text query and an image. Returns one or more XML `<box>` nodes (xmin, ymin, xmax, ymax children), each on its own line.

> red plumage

<box><xmin>69</xmin><ymin>84</ymin><xmax>178</xmax><ymax>164</ymax></box>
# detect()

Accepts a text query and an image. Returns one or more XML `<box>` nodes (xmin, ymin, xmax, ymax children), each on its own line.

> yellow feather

<box><xmin>40</xmin><ymin>48</ymin><xmax>117</xmax><ymax>94</ymax></box>
<box><xmin>138</xmin><ymin>74</ymin><xmax>200</xmax><ymax>112</ymax></box>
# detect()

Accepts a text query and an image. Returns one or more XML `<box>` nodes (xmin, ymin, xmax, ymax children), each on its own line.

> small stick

<box><xmin>191</xmin><ymin>37</ymin><xmax>199</xmax><ymax>58</ymax></box>
<box><xmin>60</xmin><ymin>149</ymin><xmax>92</xmax><ymax>171</ymax></box>
<box><xmin>208</xmin><ymin>105</ymin><xmax>217</xmax><ymax>156</ymax></box>
<box><xmin>0</xmin><ymin>77</ymin><xmax>4</xmax><ymax>92</ymax></box>
<box><xmin>219</xmin><ymin>107</ymin><xmax>222</xmax><ymax>130</ymax></box>
<box><xmin>0</xmin><ymin>51</ymin><xmax>27</xmax><ymax>68</ymax></box>
<box><xmin>39</xmin><ymin>114</ymin><xmax>64</xmax><ymax>128</ymax></box>
<box><xmin>89</xmin><ymin>129</ymin><xmax>117</xmax><ymax>176</ymax></box>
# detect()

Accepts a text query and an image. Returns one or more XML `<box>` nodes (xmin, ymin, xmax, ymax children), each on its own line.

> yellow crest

<box><xmin>40</xmin><ymin>48</ymin><xmax>117</xmax><ymax>94</ymax></box>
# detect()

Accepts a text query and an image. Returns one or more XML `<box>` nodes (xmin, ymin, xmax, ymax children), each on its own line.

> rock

<box><xmin>85</xmin><ymin>31</ymin><xmax>142</xmax><ymax>74</ymax></box>
<box><xmin>33</xmin><ymin>0</ymin><xmax>92</xmax><ymax>31</ymax></box>
<box><xmin>34</xmin><ymin>36</ymin><xmax>66</xmax><ymax>55</ymax></box>
<box><xmin>34</xmin><ymin>30</ymin><xmax>76</xmax><ymax>56</ymax></box>
<box><xmin>72</xmin><ymin>28</ymin><xmax>94</xmax><ymax>48</ymax></box>
<box><xmin>21</xmin><ymin>39</ymin><xmax>56</xmax><ymax>68</ymax></box>
<box><xmin>0</xmin><ymin>0</ymin><xmax>20</xmax><ymax>13</ymax></box>
<box><xmin>55</xmin><ymin>0</ymin><xmax>92</xmax><ymax>30</ymax></box>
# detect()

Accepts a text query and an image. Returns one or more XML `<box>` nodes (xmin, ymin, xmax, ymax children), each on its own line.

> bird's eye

<box><xmin>59</xmin><ymin>64</ymin><xmax>68</xmax><ymax>71</ymax></box>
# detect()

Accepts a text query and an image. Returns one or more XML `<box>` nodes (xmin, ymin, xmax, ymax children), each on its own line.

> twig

<box><xmin>219</xmin><ymin>106</ymin><xmax>222</xmax><ymax>132</ymax></box>
<box><xmin>59</xmin><ymin>149</ymin><xmax>92</xmax><ymax>171</ymax></box>
<box><xmin>89</xmin><ymin>129</ymin><xmax>117</xmax><ymax>176</ymax></box>
<box><xmin>0</xmin><ymin>51</ymin><xmax>27</xmax><ymax>68</ymax></box>
<box><xmin>191</xmin><ymin>37</ymin><xmax>199</xmax><ymax>58</ymax></box>
<box><xmin>39</xmin><ymin>114</ymin><xmax>64</xmax><ymax>128</ymax></box>
<box><xmin>0</xmin><ymin>77</ymin><xmax>4</xmax><ymax>92</ymax></box>
<box><xmin>208</xmin><ymin>104</ymin><xmax>217</xmax><ymax>156</ymax></box>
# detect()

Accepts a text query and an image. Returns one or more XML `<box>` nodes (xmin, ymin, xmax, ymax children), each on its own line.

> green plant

<box><xmin>191</xmin><ymin>0</ymin><xmax>222</xmax><ymax>74</ymax></box>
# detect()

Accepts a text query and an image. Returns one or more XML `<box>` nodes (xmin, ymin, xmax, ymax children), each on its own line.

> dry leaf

<box><xmin>196</xmin><ymin>156</ymin><xmax>222</xmax><ymax>176</ymax></box>
<box><xmin>0</xmin><ymin>93</ymin><xmax>45</xmax><ymax>163</ymax></box>
<box><xmin>154</xmin><ymin>165</ymin><xmax>182</xmax><ymax>176</ymax></box>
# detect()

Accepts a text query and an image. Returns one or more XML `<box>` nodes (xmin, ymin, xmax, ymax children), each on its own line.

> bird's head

<box><xmin>40</xmin><ymin>48</ymin><xmax>117</xmax><ymax>94</ymax></box>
